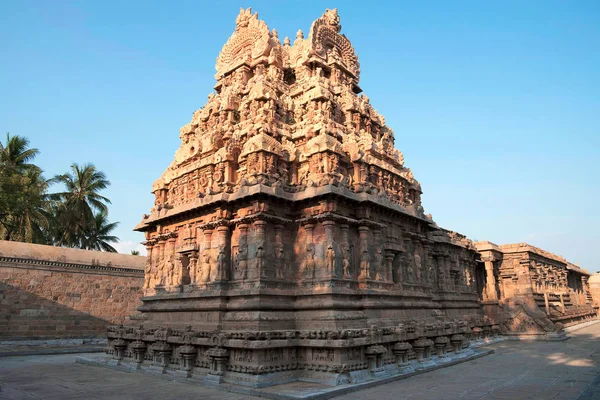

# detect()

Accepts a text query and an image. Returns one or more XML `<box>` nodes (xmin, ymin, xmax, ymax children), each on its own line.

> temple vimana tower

<box><xmin>105</xmin><ymin>8</ymin><xmax>595</xmax><ymax>387</ymax></box>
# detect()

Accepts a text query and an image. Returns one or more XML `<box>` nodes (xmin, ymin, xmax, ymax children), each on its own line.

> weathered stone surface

<box><xmin>111</xmin><ymin>8</ymin><xmax>492</xmax><ymax>388</ymax></box>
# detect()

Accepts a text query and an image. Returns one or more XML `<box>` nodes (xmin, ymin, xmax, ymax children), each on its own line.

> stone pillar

<box><xmin>385</xmin><ymin>251</ymin><xmax>395</xmax><ymax>283</ymax></box>
<box><xmin>372</xmin><ymin>229</ymin><xmax>383</xmax><ymax>281</ymax></box>
<box><xmin>236</xmin><ymin>223</ymin><xmax>249</xmax><ymax>280</ymax></box>
<box><xmin>215</xmin><ymin>225</ymin><xmax>231</xmax><ymax>281</ymax></box>
<box><xmin>395</xmin><ymin>249</ymin><xmax>405</xmax><ymax>284</ymax></box>
<box><xmin>188</xmin><ymin>252</ymin><xmax>198</xmax><ymax>284</ymax></box>
<box><xmin>166</xmin><ymin>235</ymin><xmax>177</xmax><ymax>286</ymax></box>
<box><xmin>144</xmin><ymin>243</ymin><xmax>154</xmax><ymax>289</ymax></box>
<box><xmin>340</xmin><ymin>224</ymin><xmax>352</xmax><ymax>279</ymax></box>
<box><xmin>322</xmin><ymin>220</ymin><xmax>336</xmax><ymax>278</ymax></box>
<box><xmin>322</xmin><ymin>220</ymin><xmax>335</xmax><ymax>244</ymax></box>
<box><xmin>201</xmin><ymin>228</ymin><xmax>213</xmax><ymax>282</ymax></box>
<box><xmin>544</xmin><ymin>292</ymin><xmax>550</xmax><ymax>316</ymax></box>
<box><xmin>340</xmin><ymin>224</ymin><xmax>349</xmax><ymax>244</ymax></box>
<box><xmin>202</xmin><ymin>228</ymin><xmax>213</xmax><ymax>251</ymax></box>
<box><xmin>516</xmin><ymin>259</ymin><xmax>534</xmax><ymax>295</ymax></box>
<box><xmin>274</xmin><ymin>224</ymin><xmax>285</xmax><ymax>279</ymax></box>
<box><xmin>302</xmin><ymin>223</ymin><xmax>316</xmax><ymax>280</ymax></box>
<box><xmin>422</xmin><ymin>244</ymin><xmax>430</xmax><ymax>284</ymax></box>
<box><xmin>304</xmin><ymin>223</ymin><xmax>315</xmax><ymax>244</ymax></box>
<box><xmin>358</xmin><ymin>226</ymin><xmax>371</xmax><ymax>281</ymax></box>
<box><xmin>254</xmin><ymin>219</ymin><xmax>268</xmax><ymax>278</ymax></box>
<box><xmin>443</xmin><ymin>255</ymin><xmax>452</xmax><ymax>289</ymax></box>
<box><xmin>483</xmin><ymin>257</ymin><xmax>498</xmax><ymax>302</ymax></box>
<box><xmin>157</xmin><ymin>239</ymin><xmax>167</xmax><ymax>286</ymax></box>
<box><xmin>359</xmin><ymin>163</ymin><xmax>368</xmax><ymax>183</ymax></box>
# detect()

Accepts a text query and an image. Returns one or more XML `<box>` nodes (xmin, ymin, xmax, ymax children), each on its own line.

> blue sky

<box><xmin>1</xmin><ymin>1</ymin><xmax>598</xmax><ymax>271</ymax></box>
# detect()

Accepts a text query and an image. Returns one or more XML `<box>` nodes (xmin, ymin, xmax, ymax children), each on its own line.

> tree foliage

<box><xmin>0</xmin><ymin>133</ymin><xmax>120</xmax><ymax>252</ymax></box>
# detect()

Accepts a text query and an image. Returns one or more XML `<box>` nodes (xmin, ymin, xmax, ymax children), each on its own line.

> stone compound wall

<box><xmin>0</xmin><ymin>241</ymin><xmax>145</xmax><ymax>339</ymax></box>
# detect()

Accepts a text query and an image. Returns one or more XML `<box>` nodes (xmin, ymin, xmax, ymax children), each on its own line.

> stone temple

<box><xmin>101</xmin><ymin>8</ymin><xmax>595</xmax><ymax>388</ymax></box>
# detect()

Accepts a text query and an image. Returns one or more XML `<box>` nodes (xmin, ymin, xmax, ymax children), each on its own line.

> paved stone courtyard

<box><xmin>1</xmin><ymin>322</ymin><xmax>600</xmax><ymax>400</ymax></box>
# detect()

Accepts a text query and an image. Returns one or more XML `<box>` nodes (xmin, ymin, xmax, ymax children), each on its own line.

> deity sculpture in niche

<box><xmin>325</xmin><ymin>244</ymin><xmax>336</xmax><ymax>276</ymax></box>
<box><xmin>216</xmin><ymin>247</ymin><xmax>227</xmax><ymax>280</ymax></box>
<box><xmin>360</xmin><ymin>250</ymin><xmax>371</xmax><ymax>280</ymax></box>
<box><xmin>234</xmin><ymin>243</ymin><xmax>248</xmax><ymax>280</ymax></box>
<box><xmin>404</xmin><ymin>253</ymin><xmax>414</xmax><ymax>282</ymax></box>
<box><xmin>201</xmin><ymin>251</ymin><xmax>212</xmax><ymax>283</ymax></box>
<box><xmin>256</xmin><ymin>243</ymin><xmax>266</xmax><ymax>277</ymax></box>
<box><xmin>342</xmin><ymin>246</ymin><xmax>352</xmax><ymax>279</ymax></box>
<box><xmin>275</xmin><ymin>244</ymin><xmax>285</xmax><ymax>279</ymax></box>
<box><xmin>153</xmin><ymin>256</ymin><xmax>163</xmax><ymax>287</ymax></box>
<box><xmin>374</xmin><ymin>248</ymin><xmax>383</xmax><ymax>280</ymax></box>
<box><xmin>414</xmin><ymin>252</ymin><xmax>422</xmax><ymax>282</ymax></box>
<box><xmin>303</xmin><ymin>244</ymin><xmax>316</xmax><ymax>279</ymax></box>
<box><xmin>166</xmin><ymin>255</ymin><xmax>176</xmax><ymax>286</ymax></box>
<box><xmin>426</xmin><ymin>258</ymin><xmax>436</xmax><ymax>285</ymax></box>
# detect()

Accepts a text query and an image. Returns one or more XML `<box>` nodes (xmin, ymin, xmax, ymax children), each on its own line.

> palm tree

<box><xmin>0</xmin><ymin>133</ymin><xmax>49</xmax><ymax>242</ymax></box>
<box><xmin>131</xmin><ymin>250</ymin><xmax>140</xmax><ymax>256</ymax></box>
<box><xmin>81</xmin><ymin>211</ymin><xmax>119</xmax><ymax>252</ymax></box>
<box><xmin>5</xmin><ymin>167</ymin><xmax>51</xmax><ymax>243</ymax></box>
<box><xmin>50</xmin><ymin>163</ymin><xmax>111</xmax><ymax>246</ymax></box>
<box><xmin>0</xmin><ymin>133</ymin><xmax>40</xmax><ymax>171</ymax></box>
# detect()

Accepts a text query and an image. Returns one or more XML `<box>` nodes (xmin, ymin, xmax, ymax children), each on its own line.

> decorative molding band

<box><xmin>0</xmin><ymin>256</ymin><xmax>145</xmax><ymax>276</ymax></box>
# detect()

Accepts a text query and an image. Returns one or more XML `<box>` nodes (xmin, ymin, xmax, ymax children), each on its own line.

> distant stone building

<box><xmin>0</xmin><ymin>240</ymin><xmax>144</xmax><ymax>339</ymax></box>
<box><xmin>475</xmin><ymin>241</ymin><xmax>596</xmax><ymax>339</ymax></box>
<box><xmin>589</xmin><ymin>272</ymin><xmax>600</xmax><ymax>310</ymax></box>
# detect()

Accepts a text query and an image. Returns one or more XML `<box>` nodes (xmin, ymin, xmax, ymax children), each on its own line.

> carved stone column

<box><xmin>235</xmin><ymin>223</ymin><xmax>249</xmax><ymax>280</ymax></box>
<box><xmin>253</xmin><ymin>219</ymin><xmax>268</xmax><ymax>278</ymax></box>
<box><xmin>302</xmin><ymin>223</ymin><xmax>316</xmax><ymax>280</ymax></box>
<box><xmin>201</xmin><ymin>228</ymin><xmax>213</xmax><ymax>282</ymax></box>
<box><xmin>202</xmin><ymin>228</ymin><xmax>213</xmax><ymax>251</ymax></box>
<box><xmin>422</xmin><ymin>243</ymin><xmax>431</xmax><ymax>285</ymax></box>
<box><xmin>339</xmin><ymin>224</ymin><xmax>352</xmax><ymax>279</ymax></box>
<box><xmin>395</xmin><ymin>250</ymin><xmax>404</xmax><ymax>284</ymax></box>
<box><xmin>444</xmin><ymin>255</ymin><xmax>453</xmax><ymax>290</ymax></box>
<box><xmin>274</xmin><ymin>224</ymin><xmax>285</xmax><ymax>279</ymax></box>
<box><xmin>166</xmin><ymin>235</ymin><xmax>177</xmax><ymax>286</ymax></box>
<box><xmin>322</xmin><ymin>220</ymin><xmax>336</xmax><ymax>278</ymax></box>
<box><xmin>482</xmin><ymin>256</ymin><xmax>498</xmax><ymax>301</ymax></box>
<box><xmin>372</xmin><ymin>229</ymin><xmax>383</xmax><ymax>281</ymax></box>
<box><xmin>304</xmin><ymin>223</ymin><xmax>315</xmax><ymax>244</ymax></box>
<box><xmin>215</xmin><ymin>225</ymin><xmax>231</xmax><ymax>281</ymax></box>
<box><xmin>144</xmin><ymin>243</ymin><xmax>154</xmax><ymax>289</ymax></box>
<box><xmin>358</xmin><ymin>225</ymin><xmax>371</xmax><ymax>281</ymax></box>
<box><xmin>385</xmin><ymin>251</ymin><xmax>394</xmax><ymax>282</ymax></box>
<box><xmin>188</xmin><ymin>251</ymin><xmax>198</xmax><ymax>284</ymax></box>
<box><xmin>322</xmin><ymin>220</ymin><xmax>335</xmax><ymax>243</ymax></box>
<box><xmin>157</xmin><ymin>238</ymin><xmax>167</xmax><ymax>286</ymax></box>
